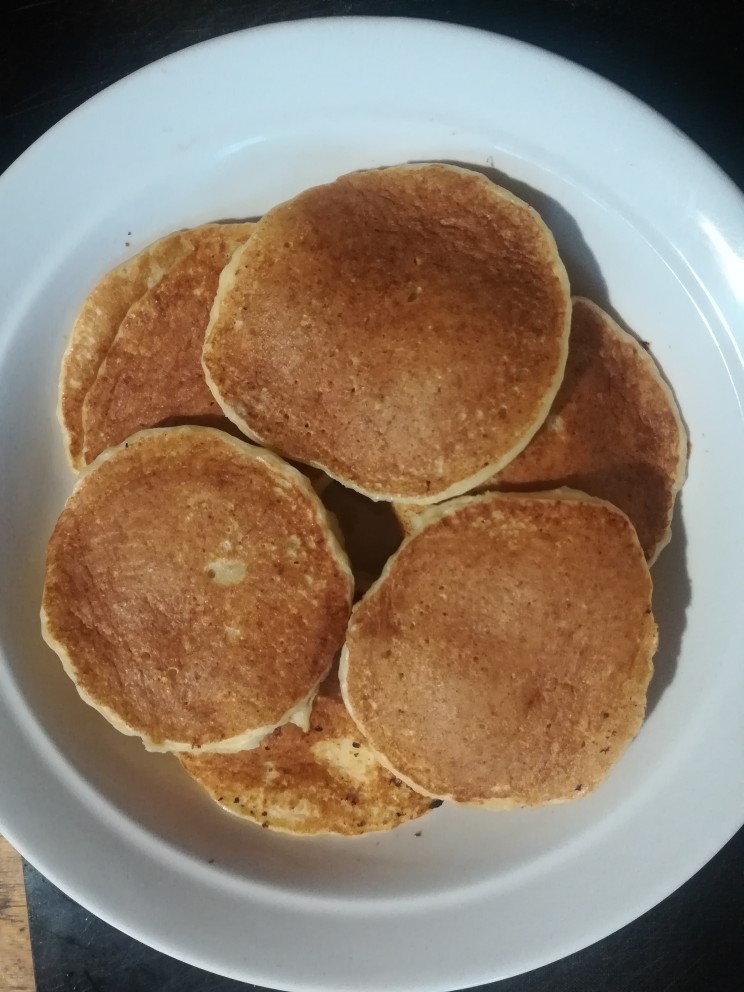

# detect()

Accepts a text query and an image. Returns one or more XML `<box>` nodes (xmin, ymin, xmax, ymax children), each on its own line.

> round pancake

<box><xmin>392</xmin><ymin>298</ymin><xmax>688</xmax><ymax>562</ymax></box>
<box><xmin>341</xmin><ymin>490</ymin><xmax>657</xmax><ymax>808</ymax></box>
<box><xmin>180</xmin><ymin>675</ymin><xmax>432</xmax><ymax>835</ymax></box>
<box><xmin>41</xmin><ymin>426</ymin><xmax>353</xmax><ymax>752</ymax></box>
<box><xmin>203</xmin><ymin>163</ymin><xmax>571</xmax><ymax>502</ymax></box>
<box><xmin>59</xmin><ymin>228</ymin><xmax>196</xmax><ymax>470</ymax></box>
<box><xmin>81</xmin><ymin>222</ymin><xmax>254</xmax><ymax>465</ymax></box>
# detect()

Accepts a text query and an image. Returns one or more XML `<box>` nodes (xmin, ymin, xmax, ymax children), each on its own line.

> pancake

<box><xmin>180</xmin><ymin>675</ymin><xmax>432</xmax><ymax>835</ymax></box>
<box><xmin>341</xmin><ymin>490</ymin><xmax>657</xmax><ymax>808</ymax></box>
<box><xmin>41</xmin><ymin>426</ymin><xmax>353</xmax><ymax>752</ymax></box>
<box><xmin>80</xmin><ymin>222</ymin><xmax>254</xmax><ymax>465</ymax></box>
<box><xmin>59</xmin><ymin>229</ymin><xmax>196</xmax><ymax>470</ymax></box>
<box><xmin>203</xmin><ymin>163</ymin><xmax>571</xmax><ymax>503</ymax></box>
<box><xmin>392</xmin><ymin>298</ymin><xmax>688</xmax><ymax>562</ymax></box>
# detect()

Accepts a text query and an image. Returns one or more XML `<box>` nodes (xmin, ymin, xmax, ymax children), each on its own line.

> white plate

<box><xmin>1</xmin><ymin>16</ymin><xmax>743</xmax><ymax>992</ymax></box>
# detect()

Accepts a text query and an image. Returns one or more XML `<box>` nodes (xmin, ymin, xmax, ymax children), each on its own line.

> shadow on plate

<box><xmin>646</xmin><ymin>497</ymin><xmax>690</xmax><ymax>716</ymax></box>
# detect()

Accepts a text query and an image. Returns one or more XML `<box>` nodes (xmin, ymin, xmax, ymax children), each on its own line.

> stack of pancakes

<box><xmin>42</xmin><ymin>164</ymin><xmax>687</xmax><ymax>836</ymax></box>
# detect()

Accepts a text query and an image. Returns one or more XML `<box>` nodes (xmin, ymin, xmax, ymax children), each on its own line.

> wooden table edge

<box><xmin>0</xmin><ymin>836</ymin><xmax>35</xmax><ymax>992</ymax></box>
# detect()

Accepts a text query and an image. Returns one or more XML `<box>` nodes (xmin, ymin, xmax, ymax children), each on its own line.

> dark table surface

<box><xmin>3</xmin><ymin>2</ymin><xmax>743</xmax><ymax>991</ymax></box>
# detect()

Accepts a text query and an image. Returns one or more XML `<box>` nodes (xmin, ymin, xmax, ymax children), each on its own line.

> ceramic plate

<box><xmin>1</xmin><ymin>17</ymin><xmax>743</xmax><ymax>992</ymax></box>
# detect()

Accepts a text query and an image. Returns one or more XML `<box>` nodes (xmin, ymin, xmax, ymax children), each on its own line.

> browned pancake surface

<box><xmin>181</xmin><ymin>678</ymin><xmax>431</xmax><ymax>835</ymax></box>
<box><xmin>490</xmin><ymin>298</ymin><xmax>687</xmax><ymax>561</ymax></box>
<box><xmin>60</xmin><ymin>230</ymin><xmax>195</xmax><ymax>469</ymax></box>
<box><xmin>82</xmin><ymin>224</ymin><xmax>253</xmax><ymax>464</ymax></box>
<box><xmin>342</xmin><ymin>491</ymin><xmax>656</xmax><ymax>807</ymax></box>
<box><xmin>42</xmin><ymin>427</ymin><xmax>352</xmax><ymax>750</ymax></box>
<box><xmin>204</xmin><ymin>164</ymin><xmax>570</xmax><ymax>501</ymax></box>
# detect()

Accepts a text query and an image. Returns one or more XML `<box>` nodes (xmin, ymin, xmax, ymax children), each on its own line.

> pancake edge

<box><xmin>571</xmin><ymin>297</ymin><xmax>689</xmax><ymax>565</ymax></box>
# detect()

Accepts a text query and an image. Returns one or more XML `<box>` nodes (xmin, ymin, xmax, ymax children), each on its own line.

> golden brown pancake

<box><xmin>41</xmin><ymin>427</ymin><xmax>353</xmax><ymax>752</ymax></box>
<box><xmin>81</xmin><ymin>223</ymin><xmax>254</xmax><ymax>465</ymax></box>
<box><xmin>341</xmin><ymin>490</ymin><xmax>657</xmax><ymax>808</ymax></box>
<box><xmin>59</xmin><ymin>229</ymin><xmax>196</xmax><ymax>470</ymax></box>
<box><xmin>203</xmin><ymin>163</ymin><xmax>571</xmax><ymax>502</ymax></box>
<box><xmin>393</xmin><ymin>298</ymin><xmax>688</xmax><ymax>562</ymax></box>
<box><xmin>180</xmin><ymin>675</ymin><xmax>431</xmax><ymax>835</ymax></box>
